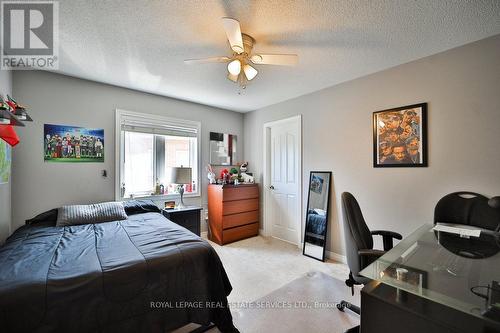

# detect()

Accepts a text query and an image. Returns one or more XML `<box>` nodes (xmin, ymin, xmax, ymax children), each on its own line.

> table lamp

<box><xmin>168</xmin><ymin>166</ymin><xmax>192</xmax><ymax>208</ymax></box>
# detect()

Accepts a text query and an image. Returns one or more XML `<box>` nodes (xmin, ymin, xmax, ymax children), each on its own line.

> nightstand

<box><xmin>162</xmin><ymin>206</ymin><xmax>203</xmax><ymax>236</ymax></box>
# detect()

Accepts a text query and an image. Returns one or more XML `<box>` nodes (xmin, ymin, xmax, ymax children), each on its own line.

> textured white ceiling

<box><xmin>57</xmin><ymin>0</ymin><xmax>500</xmax><ymax>112</ymax></box>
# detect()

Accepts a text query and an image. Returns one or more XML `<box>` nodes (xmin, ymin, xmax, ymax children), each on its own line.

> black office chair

<box><xmin>337</xmin><ymin>192</ymin><xmax>402</xmax><ymax>333</ymax></box>
<box><xmin>434</xmin><ymin>192</ymin><xmax>500</xmax><ymax>231</ymax></box>
<box><xmin>434</xmin><ymin>192</ymin><xmax>500</xmax><ymax>259</ymax></box>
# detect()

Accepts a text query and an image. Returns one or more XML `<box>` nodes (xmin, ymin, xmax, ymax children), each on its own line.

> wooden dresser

<box><xmin>207</xmin><ymin>184</ymin><xmax>259</xmax><ymax>245</ymax></box>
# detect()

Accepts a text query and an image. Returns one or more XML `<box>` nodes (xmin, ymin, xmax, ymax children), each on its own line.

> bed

<box><xmin>0</xmin><ymin>200</ymin><xmax>238</xmax><ymax>333</ymax></box>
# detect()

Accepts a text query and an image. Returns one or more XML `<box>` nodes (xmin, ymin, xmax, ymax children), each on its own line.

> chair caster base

<box><xmin>337</xmin><ymin>300</ymin><xmax>360</xmax><ymax>315</ymax></box>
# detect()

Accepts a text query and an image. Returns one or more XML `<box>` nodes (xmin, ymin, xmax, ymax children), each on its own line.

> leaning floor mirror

<box><xmin>303</xmin><ymin>171</ymin><xmax>332</xmax><ymax>262</ymax></box>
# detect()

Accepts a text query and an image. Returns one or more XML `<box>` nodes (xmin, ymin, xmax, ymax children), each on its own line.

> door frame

<box><xmin>262</xmin><ymin>115</ymin><xmax>302</xmax><ymax>246</ymax></box>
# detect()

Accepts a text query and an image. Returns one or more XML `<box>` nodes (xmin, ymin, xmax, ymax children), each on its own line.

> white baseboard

<box><xmin>298</xmin><ymin>242</ymin><xmax>347</xmax><ymax>264</ymax></box>
<box><xmin>301</xmin><ymin>242</ymin><xmax>346</xmax><ymax>264</ymax></box>
<box><xmin>326</xmin><ymin>250</ymin><xmax>347</xmax><ymax>264</ymax></box>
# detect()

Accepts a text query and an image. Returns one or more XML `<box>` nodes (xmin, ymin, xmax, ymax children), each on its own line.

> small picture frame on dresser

<box><xmin>164</xmin><ymin>201</ymin><xmax>175</xmax><ymax>209</ymax></box>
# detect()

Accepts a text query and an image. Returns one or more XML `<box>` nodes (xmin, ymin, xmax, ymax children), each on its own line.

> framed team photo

<box><xmin>373</xmin><ymin>103</ymin><xmax>427</xmax><ymax>168</ymax></box>
<box><xmin>44</xmin><ymin>124</ymin><xmax>104</xmax><ymax>163</ymax></box>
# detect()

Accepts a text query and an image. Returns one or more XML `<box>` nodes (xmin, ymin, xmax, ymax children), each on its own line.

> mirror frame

<box><xmin>303</xmin><ymin>171</ymin><xmax>332</xmax><ymax>262</ymax></box>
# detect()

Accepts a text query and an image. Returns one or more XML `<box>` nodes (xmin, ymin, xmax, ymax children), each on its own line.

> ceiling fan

<box><xmin>184</xmin><ymin>18</ymin><xmax>298</xmax><ymax>88</ymax></box>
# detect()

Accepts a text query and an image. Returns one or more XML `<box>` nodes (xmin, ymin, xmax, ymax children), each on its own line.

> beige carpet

<box><xmin>174</xmin><ymin>235</ymin><xmax>360</xmax><ymax>333</ymax></box>
<box><xmin>233</xmin><ymin>271</ymin><xmax>359</xmax><ymax>333</ymax></box>
<box><xmin>210</xmin><ymin>235</ymin><xmax>352</xmax><ymax>304</ymax></box>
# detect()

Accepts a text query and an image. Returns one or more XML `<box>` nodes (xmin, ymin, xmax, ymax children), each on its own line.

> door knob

<box><xmin>269</xmin><ymin>185</ymin><xmax>275</xmax><ymax>190</ymax></box>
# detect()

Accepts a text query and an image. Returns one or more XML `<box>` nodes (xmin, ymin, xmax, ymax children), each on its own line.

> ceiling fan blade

<box><xmin>250</xmin><ymin>54</ymin><xmax>298</xmax><ymax>66</ymax></box>
<box><xmin>184</xmin><ymin>56</ymin><xmax>230</xmax><ymax>65</ymax></box>
<box><xmin>221</xmin><ymin>17</ymin><xmax>244</xmax><ymax>54</ymax></box>
<box><xmin>227</xmin><ymin>73</ymin><xmax>238</xmax><ymax>82</ymax></box>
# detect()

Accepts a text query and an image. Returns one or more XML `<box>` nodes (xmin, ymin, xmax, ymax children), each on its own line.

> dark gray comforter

<box><xmin>0</xmin><ymin>211</ymin><xmax>237</xmax><ymax>333</ymax></box>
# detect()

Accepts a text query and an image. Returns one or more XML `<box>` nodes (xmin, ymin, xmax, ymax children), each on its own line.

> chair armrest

<box><xmin>371</xmin><ymin>230</ymin><xmax>403</xmax><ymax>251</ymax></box>
<box><xmin>371</xmin><ymin>230</ymin><xmax>403</xmax><ymax>239</ymax></box>
<box><xmin>358</xmin><ymin>249</ymin><xmax>386</xmax><ymax>268</ymax></box>
<box><xmin>358</xmin><ymin>249</ymin><xmax>386</xmax><ymax>258</ymax></box>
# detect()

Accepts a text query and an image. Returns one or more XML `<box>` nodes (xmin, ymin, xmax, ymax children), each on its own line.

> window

<box><xmin>116</xmin><ymin>110</ymin><xmax>200</xmax><ymax>199</ymax></box>
<box><xmin>123</xmin><ymin>132</ymin><xmax>154</xmax><ymax>196</ymax></box>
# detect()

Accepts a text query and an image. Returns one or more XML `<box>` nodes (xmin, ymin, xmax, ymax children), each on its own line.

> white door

<box><xmin>268</xmin><ymin>119</ymin><xmax>300</xmax><ymax>244</ymax></box>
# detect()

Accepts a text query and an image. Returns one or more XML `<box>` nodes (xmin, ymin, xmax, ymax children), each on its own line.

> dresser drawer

<box><xmin>223</xmin><ymin>222</ymin><xmax>259</xmax><ymax>244</ymax></box>
<box><xmin>222</xmin><ymin>198</ymin><xmax>259</xmax><ymax>215</ymax></box>
<box><xmin>222</xmin><ymin>210</ymin><xmax>259</xmax><ymax>229</ymax></box>
<box><xmin>223</xmin><ymin>186</ymin><xmax>259</xmax><ymax>201</ymax></box>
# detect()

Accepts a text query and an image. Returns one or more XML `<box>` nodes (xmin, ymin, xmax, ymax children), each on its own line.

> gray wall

<box><xmin>244</xmin><ymin>34</ymin><xmax>500</xmax><ymax>257</ymax></box>
<box><xmin>0</xmin><ymin>70</ymin><xmax>12</xmax><ymax>244</ymax></box>
<box><xmin>11</xmin><ymin>71</ymin><xmax>243</xmax><ymax>231</ymax></box>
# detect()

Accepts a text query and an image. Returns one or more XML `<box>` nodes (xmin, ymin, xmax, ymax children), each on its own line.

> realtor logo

<box><xmin>1</xmin><ymin>1</ymin><xmax>59</xmax><ymax>69</ymax></box>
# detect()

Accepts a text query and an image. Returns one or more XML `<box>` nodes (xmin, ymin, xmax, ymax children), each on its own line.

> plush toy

<box><xmin>206</xmin><ymin>164</ymin><xmax>216</xmax><ymax>184</ymax></box>
<box><xmin>240</xmin><ymin>162</ymin><xmax>248</xmax><ymax>173</ymax></box>
<box><xmin>241</xmin><ymin>172</ymin><xmax>254</xmax><ymax>183</ymax></box>
<box><xmin>230</xmin><ymin>167</ymin><xmax>238</xmax><ymax>175</ymax></box>
<box><xmin>220</xmin><ymin>168</ymin><xmax>229</xmax><ymax>180</ymax></box>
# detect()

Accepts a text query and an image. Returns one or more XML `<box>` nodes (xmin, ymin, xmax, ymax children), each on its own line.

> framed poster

<box><xmin>310</xmin><ymin>174</ymin><xmax>324</xmax><ymax>194</ymax></box>
<box><xmin>373</xmin><ymin>103</ymin><xmax>427</xmax><ymax>167</ymax></box>
<box><xmin>44</xmin><ymin>124</ymin><xmax>104</xmax><ymax>162</ymax></box>
<box><xmin>0</xmin><ymin>140</ymin><xmax>11</xmax><ymax>184</ymax></box>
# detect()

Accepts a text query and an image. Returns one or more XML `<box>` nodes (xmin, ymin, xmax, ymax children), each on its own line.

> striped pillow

<box><xmin>56</xmin><ymin>202</ymin><xmax>128</xmax><ymax>227</ymax></box>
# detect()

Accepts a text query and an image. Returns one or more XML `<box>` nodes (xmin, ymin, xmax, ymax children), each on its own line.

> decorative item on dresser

<box><xmin>208</xmin><ymin>183</ymin><xmax>259</xmax><ymax>245</ymax></box>
<box><xmin>162</xmin><ymin>206</ymin><xmax>203</xmax><ymax>236</ymax></box>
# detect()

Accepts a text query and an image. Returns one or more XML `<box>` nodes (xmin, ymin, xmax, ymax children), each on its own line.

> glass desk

<box><xmin>360</xmin><ymin>224</ymin><xmax>500</xmax><ymax>322</ymax></box>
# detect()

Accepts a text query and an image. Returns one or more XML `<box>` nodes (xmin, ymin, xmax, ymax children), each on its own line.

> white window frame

<box><xmin>115</xmin><ymin>109</ymin><xmax>201</xmax><ymax>201</ymax></box>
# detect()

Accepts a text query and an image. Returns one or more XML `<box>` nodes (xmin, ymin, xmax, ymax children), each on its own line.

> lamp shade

<box><xmin>167</xmin><ymin>167</ymin><xmax>192</xmax><ymax>184</ymax></box>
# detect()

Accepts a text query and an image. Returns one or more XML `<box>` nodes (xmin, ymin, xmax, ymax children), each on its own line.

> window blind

<box><xmin>120</xmin><ymin>116</ymin><xmax>198</xmax><ymax>138</ymax></box>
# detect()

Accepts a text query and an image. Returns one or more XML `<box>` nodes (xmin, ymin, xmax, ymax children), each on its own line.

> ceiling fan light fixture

<box><xmin>250</xmin><ymin>55</ymin><xmax>263</xmax><ymax>63</ymax></box>
<box><xmin>227</xmin><ymin>73</ymin><xmax>238</xmax><ymax>82</ymax></box>
<box><xmin>232</xmin><ymin>45</ymin><xmax>244</xmax><ymax>54</ymax></box>
<box><xmin>243</xmin><ymin>64</ymin><xmax>258</xmax><ymax>80</ymax></box>
<box><xmin>227</xmin><ymin>59</ymin><xmax>241</xmax><ymax>76</ymax></box>
<box><xmin>185</xmin><ymin>18</ymin><xmax>299</xmax><ymax>88</ymax></box>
